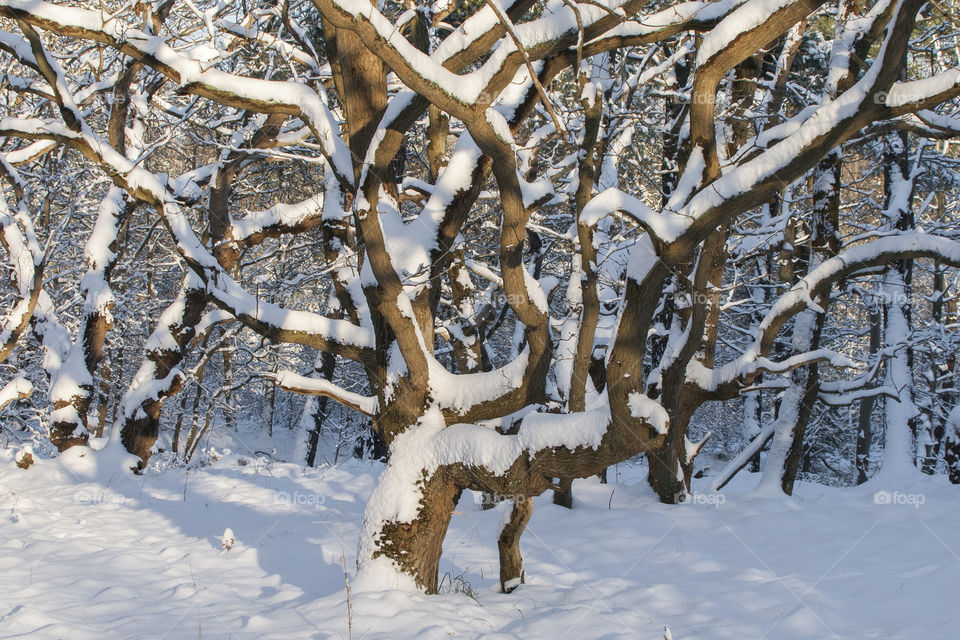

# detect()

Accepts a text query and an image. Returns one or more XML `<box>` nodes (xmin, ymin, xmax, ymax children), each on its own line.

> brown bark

<box><xmin>780</xmin><ymin>334</ymin><xmax>824</xmax><ymax>495</ymax></box>
<box><xmin>120</xmin><ymin>286</ymin><xmax>207</xmax><ymax>466</ymax></box>
<box><xmin>945</xmin><ymin>421</ymin><xmax>960</xmax><ymax>484</ymax></box>
<box><xmin>552</xmin><ymin>476</ymin><xmax>573</xmax><ymax>508</ymax></box>
<box><xmin>306</xmin><ymin>350</ymin><xmax>337</xmax><ymax>467</ymax></box>
<box><xmin>369</xmin><ymin>394</ymin><xmax>667</xmax><ymax>591</ymax></box>
<box><xmin>3</xmin><ymin>0</ymin><xmax>949</xmax><ymax>597</ymax></box>
<box><xmin>556</xmin><ymin>84</ymin><xmax>603</xmax><ymax>508</ymax></box>
<box><xmin>568</xmin><ymin>86</ymin><xmax>603</xmax><ymax>413</ymax></box>
<box><xmin>447</xmin><ymin>251</ymin><xmax>487</xmax><ymax>375</ymax></box>
<box><xmin>646</xmin><ymin>398</ymin><xmax>701</xmax><ymax>503</ymax></box>
<box><xmin>73</xmin><ymin>198</ymin><xmax>132</xmax><ymax>433</ymax></box>
<box><xmin>426</xmin><ymin>105</ymin><xmax>449</xmax><ymax>182</ymax></box>
<box><xmin>498</xmin><ymin>497</ymin><xmax>533</xmax><ymax>592</ymax></box>
<box><xmin>373</xmin><ymin>471</ymin><xmax>461</xmax><ymax>593</ymax></box>
<box><xmin>645</xmin><ymin>228</ymin><xmax>725</xmax><ymax>502</ymax></box>
<box><xmin>856</xmin><ymin>304</ymin><xmax>881</xmax><ymax>483</ymax></box>
<box><xmin>48</xmin><ymin>416</ymin><xmax>90</xmax><ymax>451</ymax></box>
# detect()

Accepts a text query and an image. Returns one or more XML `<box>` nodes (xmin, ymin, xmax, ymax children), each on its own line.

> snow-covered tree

<box><xmin>0</xmin><ymin>0</ymin><xmax>959</xmax><ymax>594</ymax></box>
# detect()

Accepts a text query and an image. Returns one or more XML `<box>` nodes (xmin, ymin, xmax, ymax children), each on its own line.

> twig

<box><xmin>339</xmin><ymin>512</ymin><xmax>353</xmax><ymax>640</ymax></box>
<box><xmin>483</xmin><ymin>0</ymin><xmax>568</xmax><ymax>139</ymax></box>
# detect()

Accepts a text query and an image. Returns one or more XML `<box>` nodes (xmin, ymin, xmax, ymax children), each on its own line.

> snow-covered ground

<box><xmin>1</xmin><ymin>444</ymin><xmax>958</xmax><ymax>639</ymax></box>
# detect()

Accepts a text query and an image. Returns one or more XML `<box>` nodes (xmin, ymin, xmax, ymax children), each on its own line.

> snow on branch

<box><xmin>698</xmin><ymin>233</ymin><xmax>960</xmax><ymax>395</ymax></box>
<box><xmin>695</xmin><ymin>0</ymin><xmax>808</xmax><ymax>68</ymax></box>
<box><xmin>165</xmin><ymin>199</ymin><xmax>377</xmax><ymax>361</ymax></box>
<box><xmin>428</xmin><ymin>347</ymin><xmax>530</xmax><ymax>417</ymax></box>
<box><xmin>0</xmin><ymin>0</ymin><xmax>353</xmax><ymax>184</ymax></box>
<box><xmin>900</xmin><ymin>110</ymin><xmax>960</xmax><ymax>138</ymax></box>
<box><xmin>275</xmin><ymin>369</ymin><xmax>377</xmax><ymax>416</ymax></box>
<box><xmin>309</xmin><ymin>0</ymin><xmax>752</xmax><ymax>123</ymax></box>
<box><xmin>581</xmin><ymin>187</ymin><xmax>689</xmax><ymax>242</ymax></box>
<box><xmin>883</xmin><ymin>68</ymin><xmax>960</xmax><ymax>114</ymax></box>
<box><xmin>0</xmin><ymin>374</ymin><xmax>32</xmax><ymax>411</ymax></box>
<box><xmin>219</xmin><ymin>20</ymin><xmax>323</xmax><ymax>74</ymax></box>
<box><xmin>674</xmin><ymin>0</ymin><xmax>923</xmax><ymax>246</ymax></box>
<box><xmin>0</xmin><ymin>196</ymin><xmax>42</xmax><ymax>363</ymax></box>
<box><xmin>586</xmin><ymin>0</ymin><xmax>744</xmax><ymax>47</ymax></box>
<box><xmin>228</xmin><ymin>194</ymin><xmax>325</xmax><ymax>247</ymax></box>
<box><xmin>0</xmin><ymin>99</ymin><xmax>376</xmax><ymax>364</ymax></box>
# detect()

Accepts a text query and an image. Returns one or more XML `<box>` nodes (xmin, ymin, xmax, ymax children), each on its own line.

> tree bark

<box><xmin>498</xmin><ymin>497</ymin><xmax>533</xmax><ymax>593</ymax></box>
<box><xmin>856</xmin><ymin>304</ymin><xmax>882</xmax><ymax>483</ymax></box>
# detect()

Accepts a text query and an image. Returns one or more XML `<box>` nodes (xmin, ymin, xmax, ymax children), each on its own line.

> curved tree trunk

<box><xmin>119</xmin><ymin>285</ymin><xmax>207</xmax><ymax>465</ymax></box>
<box><xmin>498</xmin><ymin>497</ymin><xmax>533</xmax><ymax>593</ymax></box>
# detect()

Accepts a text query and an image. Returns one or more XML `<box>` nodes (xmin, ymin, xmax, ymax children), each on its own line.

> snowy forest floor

<box><xmin>1</xmin><ymin>443</ymin><xmax>958</xmax><ymax>639</ymax></box>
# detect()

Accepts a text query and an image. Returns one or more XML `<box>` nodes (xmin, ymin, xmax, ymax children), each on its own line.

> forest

<box><xmin>0</xmin><ymin>0</ymin><xmax>959</xmax><ymax>637</ymax></box>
